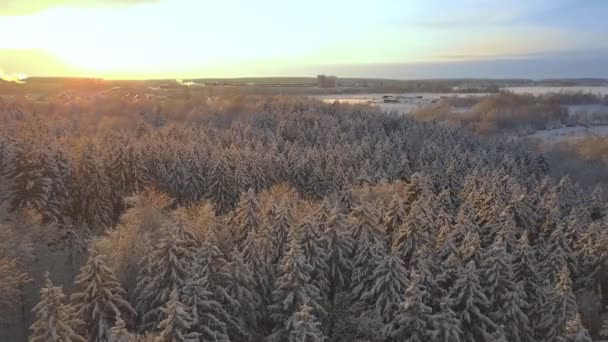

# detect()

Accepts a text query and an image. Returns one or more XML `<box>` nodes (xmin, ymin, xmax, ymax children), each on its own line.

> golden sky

<box><xmin>1</xmin><ymin>0</ymin><xmax>607</xmax><ymax>79</ymax></box>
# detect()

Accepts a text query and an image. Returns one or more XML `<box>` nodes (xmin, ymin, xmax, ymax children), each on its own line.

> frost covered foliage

<box><xmin>0</xmin><ymin>97</ymin><xmax>607</xmax><ymax>340</ymax></box>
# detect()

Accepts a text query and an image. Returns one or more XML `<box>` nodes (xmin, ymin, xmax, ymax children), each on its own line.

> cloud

<box><xmin>0</xmin><ymin>0</ymin><xmax>160</xmax><ymax>15</ymax></box>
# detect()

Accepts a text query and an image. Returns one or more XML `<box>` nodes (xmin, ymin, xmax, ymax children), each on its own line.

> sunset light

<box><xmin>2</xmin><ymin>0</ymin><xmax>607</xmax><ymax>79</ymax></box>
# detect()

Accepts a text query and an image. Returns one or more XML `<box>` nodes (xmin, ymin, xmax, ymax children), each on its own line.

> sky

<box><xmin>0</xmin><ymin>0</ymin><xmax>607</xmax><ymax>79</ymax></box>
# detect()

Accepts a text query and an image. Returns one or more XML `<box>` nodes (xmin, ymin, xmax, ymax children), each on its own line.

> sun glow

<box><xmin>1</xmin><ymin>0</ymin><xmax>607</xmax><ymax>79</ymax></box>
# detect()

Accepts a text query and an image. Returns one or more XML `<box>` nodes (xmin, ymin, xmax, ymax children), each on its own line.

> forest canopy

<box><xmin>0</xmin><ymin>95</ymin><xmax>606</xmax><ymax>341</ymax></box>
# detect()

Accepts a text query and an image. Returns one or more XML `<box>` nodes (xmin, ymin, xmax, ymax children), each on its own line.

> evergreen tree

<box><xmin>234</xmin><ymin>188</ymin><xmax>262</xmax><ymax>247</ymax></box>
<box><xmin>296</xmin><ymin>218</ymin><xmax>329</xmax><ymax>298</ymax></box>
<box><xmin>268</xmin><ymin>239</ymin><xmax>325</xmax><ymax>341</ymax></box>
<box><xmin>225</xmin><ymin>250</ymin><xmax>261</xmax><ymax>341</ymax></box>
<box><xmin>565</xmin><ymin>314</ymin><xmax>592</xmax><ymax>342</ymax></box>
<box><xmin>449</xmin><ymin>261</ymin><xmax>497</xmax><ymax>341</ymax></box>
<box><xmin>288</xmin><ymin>304</ymin><xmax>325</xmax><ymax>342</ymax></box>
<box><xmin>29</xmin><ymin>273</ymin><xmax>86</xmax><ymax>342</ymax></box>
<box><xmin>383</xmin><ymin>192</ymin><xmax>406</xmax><ymax>246</ymax></box>
<box><xmin>155</xmin><ymin>290</ymin><xmax>200</xmax><ymax>342</ymax></box>
<box><xmin>513</xmin><ymin>232</ymin><xmax>543</xmax><ymax>333</ymax></box>
<box><xmin>137</xmin><ymin>219</ymin><xmax>198</xmax><ymax>329</ymax></box>
<box><xmin>266</xmin><ymin>203</ymin><xmax>293</xmax><ymax>264</ymax></box>
<box><xmin>392</xmin><ymin>200</ymin><xmax>433</xmax><ymax>266</ymax></box>
<box><xmin>430</xmin><ymin>298</ymin><xmax>462</xmax><ymax>342</ymax></box>
<box><xmin>538</xmin><ymin>268</ymin><xmax>579</xmax><ymax>342</ymax></box>
<box><xmin>180</xmin><ymin>275</ymin><xmax>230</xmax><ymax>342</ymax></box>
<box><xmin>207</xmin><ymin>154</ymin><xmax>237</xmax><ymax>215</ymax></box>
<box><xmin>108</xmin><ymin>315</ymin><xmax>132</xmax><ymax>342</ymax></box>
<box><xmin>480</xmin><ymin>238</ymin><xmax>532</xmax><ymax>342</ymax></box>
<box><xmin>75</xmin><ymin>143</ymin><xmax>113</xmax><ymax>232</ymax></box>
<box><xmin>72</xmin><ymin>251</ymin><xmax>136</xmax><ymax>342</ymax></box>
<box><xmin>385</xmin><ymin>272</ymin><xmax>433</xmax><ymax>342</ymax></box>
<box><xmin>362</xmin><ymin>252</ymin><xmax>409</xmax><ymax>322</ymax></box>
<box><xmin>323</xmin><ymin>207</ymin><xmax>353</xmax><ymax>298</ymax></box>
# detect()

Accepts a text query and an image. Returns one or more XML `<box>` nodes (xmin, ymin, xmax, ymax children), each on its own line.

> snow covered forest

<box><xmin>1</xmin><ymin>96</ymin><xmax>608</xmax><ymax>341</ymax></box>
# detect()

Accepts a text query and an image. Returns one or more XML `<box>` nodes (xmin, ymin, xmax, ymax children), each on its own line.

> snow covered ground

<box><xmin>316</xmin><ymin>92</ymin><xmax>485</xmax><ymax>113</ymax></box>
<box><xmin>502</xmin><ymin>86</ymin><xmax>608</xmax><ymax>96</ymax></box>
<box><xmin>567</xmin><ymin>104</ymin><xmax>608</xmax><ymax>116</ymax></box>
<box><xmin>526</xmin><ymin>125</ymin><xmax>608</xmax><ymax>143</ymax></box>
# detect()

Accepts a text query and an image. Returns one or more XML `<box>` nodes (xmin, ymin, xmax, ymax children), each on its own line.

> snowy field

<box><xmin>502</xmin><ymin>86</ymin><xmax>608</xmax><ymax>96</ymax></box>
<box><xmin>526</xmin><ymin>125</ymin><xmax>608</xmax><ymax>143</ymax></box>
<box><xmin>316</xmin><ymin>92</ymin><xmax>486</xmax><ymax>113</ymax></box>
<box><xmin>567</xmin><ymin>104</ymin><xmax>608</xmax><ymax>116</ymax></box>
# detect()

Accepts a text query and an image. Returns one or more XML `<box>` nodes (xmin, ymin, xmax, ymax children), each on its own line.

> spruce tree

<box><xmin>565</xmin><ymin>313</ymin><xmax>592</xmax><ymax>342</ymax></box>
<box><xmin>362</xmin><ymin>252</ymin><xmax>409</xmax><ymax>322</ymax></box>
<box><xmin>296</xmin><ymin>218</ymin><xmax>329</xmax><ymax>298</ymax></box>
<box><xmin>430</xmin><ymin>298</ymin><xmax>462</xmax><ymax>342</ymax></box>
<box><xmin>75</xmin><ymin>143</ymin><xmax>113</xmax><ymax>232</ymax></box>
<box><xmin>323</xmin><ymin>207</ymin><xmax>353</xmax><ymax>298</ymax></box>
<box><xmin>207</xmin><ymin>154</ymin><xmax>237</xmax><ymax>215</ymax></box>
<box><xmin>538</xmin><ymin>268</ymin><xmax>579</xmax><ymax>342</ymax></box>
<box><xmin>288</xmin><ymin>304</ymin><xmax>326</xmax><ymax>342</ymax></box>
<box><xmin>384</xmin><ymin>273</ymin><xmax>433</xmax><ymax>342</ymax></box>
<box><xmin>449</xmin><ymin>261</ymin><xmax>497</xmax><ymax>341</ymax></box>
<box><xmin>268</xmin><ymin>239</ymin><xmax>325</xmax><ymax>341</ymax></box>
<box><xmin>225</xmin><ymin>250</ymin><xmax>261</xmax><ymax>341</ymax></box>
<box><xmin>155</xmin><ymin>290</ymin><xmax>200</xmax><ymax>342</ymax></box>
<box><xmin>108</xmin><ymin>315</ymin><xmax>132</xmax><ymax>342</ymax></box>
<box><xmin>29</xmin><ymin>273</ymin><xmax>86</xmax><ymax>342</ymax></box>
<box><xmin>137</xmin><ymin>219</ymin><xmax>198</xmax><ymax>329</ymax></box>
<box><xmin>71</xmin><ymin>251</ymin><xmax>136</xmax><ymax>342</ymax></box>
<box><xmin>234</xmin><ymin>188</ymin><xmax>262</xmax><ymax>247</ymax></box>
<box><xmin>180</xmin><ymin>274</ymin><xmax>230</xmax><ymax>342</ymax></box>
<box><xmin>383</xmin><ymin>192</ymin><xmax>406</xmax><ymax>247</ymax></box>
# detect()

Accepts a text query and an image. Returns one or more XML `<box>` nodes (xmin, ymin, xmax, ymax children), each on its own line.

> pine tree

<box><xmin>71</xmin><ymin>250</ymin><xmax>136</xmax><ymax>342</ymax></box>
<box><xmin>268</xmin><ymin>239</ymin><xmax>325</xmax><ymax>341</ymax></box>
<box><xmin>349</xmin><ymin>203</ymin><xmax>385</xmax><ymax>253</ymax></box>
<box><xmin>541</xmin><ymin>223</ymin><xmax>579</xmax><ymax>283</ymax></box>
<box><xmin>296</xmin><ymin>218</ymin><xmax>329</xmax><ymax>298</ymax></box>
<box><xmin>383</xmin><ymin>192</ymin><xmax>406</xmax><ymax>247</ymax></box>
<box><xmin>9</xmin><ymin>142</ymin><xmax>52</xmax><ymax>212</ymax></box>
<box><xmin>207</xmin><ymin>154</ymin><xmax>237</xmax><ymax>215</ymax></box>
<box><xmin>430</xmin><ymin>298</ymin><xmax>462</xmax><ymax>342</ymax></box>
<box><xmin>234</xmin><ymin>188</ymin><xmax>262</xmax><ymax>247</ymax></box>
<box><xmin>137</xmin><ymin>219</ymin><xmax>198</xmax><ymax>329</ymax></box>
<box><xmin>29</xmin><ymin>273</ymin><xmax>86</xmax><ymax>342</ymax></box>
<box><xmin>74</xmin><ymin>143</ymin><xmax>113</xmax><ymax>232</ymax></box>
<box><xmin>323</xmin><ymin>207</ymin><xmax>353</xmax><ymax>298</ymax></box>
<box><xmin>538</xmin><ymin>267</ymin><xmax>579</xmax><ymax>342</ymax></box>
<box><xmin>225</xmin><ymin>250</ymin><xmax>261</xmax><ymax>341</ymax></box>
<box><xmin>180</xmin><ymin>275</ymin><xmax>230</xmax><ymax>342</ymax></box>
<box><xmin>155</xmin><ymin>290</ymin><xmax>200</xmax><ymax>342</ymax></box>
<box><xmin>109</xmin><ymin>315</ymin><xmax>132</xmax><ymax>342</ymax></box>
<box><xmin>392</xmin><ymin>200</ymin><xmax>433</xmax><ymax>267</ymax></box>
<box><xmin>513</xmin><ymin>232</ymin><xmax>543</xmax><ymax>333</ymax></box>
<box><xmin>480</xmin><ymin>238</ymin><xmax>532</xmax><ymax>342</ymax></box>
<box><xmin>182</xmin><ymin>148</ymin><xmax>207</xmax><ymax>206</ymax></box>
<box><xmin>288</xmin><ymin>304</ymin><xmax>325</xmax><ymax>342</ymax></box>
<box><xmin>449</xmin><ymin>261</ymin><xmax>497</xmax><ymax>342</ymax></box>
<box><xmin>362</xmin><ymin>252</ymin><xmax>409</xmax><ymax>322</ymax></box>
<box><xmin>565</xmin><ymin>313</ymin><xmax>592</xmax><ymax>342</ymax></box>
<box><xmin>266</xmin><ymin>203</ymin><xmax>293</xmax><ymax>264</ymax></box>
<box><xmin>385</xmin><ymin>272</ymin><xmax>433</xmax><ymax>342</ymax></box>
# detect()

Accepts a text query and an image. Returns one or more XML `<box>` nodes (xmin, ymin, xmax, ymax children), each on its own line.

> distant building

<box><xmin>317</xmin><ymin>75</ymin><xmax>338</xmax><ymax>88</ymax></box>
